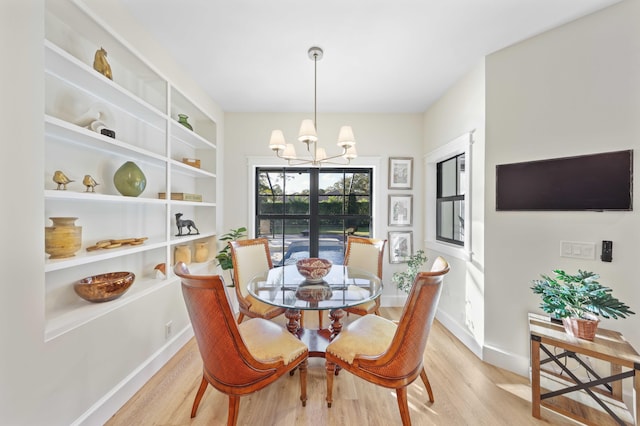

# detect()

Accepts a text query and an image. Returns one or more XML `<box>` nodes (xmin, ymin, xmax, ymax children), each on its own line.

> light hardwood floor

<box><xmin>106</xmin><ymin>308</ymin><xmax>576</xmax><ymax>425</ymax></box>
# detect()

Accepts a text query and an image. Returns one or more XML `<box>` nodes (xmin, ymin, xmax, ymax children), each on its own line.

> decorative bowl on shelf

<box><xmin>73</xmin><ymin>271</ymin><xmax>135</xmax><ymax>303</ymax></box>
<box><xmin>296</xmin><ymin>258</ymin><xmax>332</xmax><ymax>283</ymax></box>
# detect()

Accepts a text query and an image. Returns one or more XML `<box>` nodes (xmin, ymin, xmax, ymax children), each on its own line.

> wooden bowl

<box><xmin>74</xmin><ymin>271</ymin><xmax>135</xmax><ymax>303</ymax></box>
<box><xmin>296</xmin><ymin>258</ymin><xmax>332</xmax><ymax>283</ymax></box>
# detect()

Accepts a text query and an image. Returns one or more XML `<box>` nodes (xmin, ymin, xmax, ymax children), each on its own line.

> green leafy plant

<box><xmin>215</xmin><ymin>227</ymin><xmax>247</xmax><ymax>286</ymax></box>
<box><xmin>392</xmin><ymin>250</ymin><xmax>428</xmax><ymax>293</ymax></box>
<box><xmin>531</xmin><ymin>269</ymin><xmax>635</xmax><ymax>320</ymax></box>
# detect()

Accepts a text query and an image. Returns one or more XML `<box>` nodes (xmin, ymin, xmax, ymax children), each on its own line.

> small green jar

<box><xmin>177</xmin><ymin>114</ymin><xmax>193</xmax><ymax>131</ymax></box>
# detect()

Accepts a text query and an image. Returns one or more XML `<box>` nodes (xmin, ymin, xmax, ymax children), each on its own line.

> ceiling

<box><xmin>119</xmin><ymin>0</ymin><xmax>620</xmax><ymax>113</ymax></box>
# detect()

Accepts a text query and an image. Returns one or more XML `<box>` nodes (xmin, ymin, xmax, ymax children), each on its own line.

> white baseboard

<box><xmin>435</xmin><ymin>309</ymin><xmax>529</xmax><ymax>377</ymax></box>
<box><xmin>71</xmin><ymin>324</ymin><xmax>194</xmax><ymax>426</ymax></box>
<box><xmin>482</xmin><ymin>343</ymin><xmax>530</xmax><ymax>377</ymax></box>
<box><xmin>435</xmin><ymin>309</ymin><xmax>483</xmax><ymax>359</ymax></box>
<box><xmin>380</xmin><ymin>294</ymin><xmax>407</xmax><ymax>307</ymax></box>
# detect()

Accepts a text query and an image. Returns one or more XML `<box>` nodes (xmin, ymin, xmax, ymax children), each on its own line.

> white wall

<box><xmin>0</xmin><ymin>1</ymin><xmax>223</xmax><ymax>424</ymax></box>
<box><xmin>485</xmin><ymin>0</ymin><xmax>640</xmax><ymax>375</ymax></box>
<box><xmin>422</xmin><ymin>61</ymin><xmax>486</xmax><ymax>357</ymax></box>
<box><xmin>224</xmin><ymin>112</ymin><xmax>423</xmax><ymax>304</ymax></box>
<box><xmin>0</xmin><ymin>1</ymin><xmax>47</xmax><ymax>423</ymax></box>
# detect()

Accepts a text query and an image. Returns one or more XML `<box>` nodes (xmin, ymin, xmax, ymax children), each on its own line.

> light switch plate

<box><xmin>560</xmin><ymin>241</ymin><xmax>596</xmax><ymax>260</ymax></box>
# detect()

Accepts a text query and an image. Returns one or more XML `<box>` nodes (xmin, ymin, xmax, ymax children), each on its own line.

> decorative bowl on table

<box><xmin>295</xmin><ymin>283</ymin><xmax>333</xmax><ymax>302</ymax></box>
<box><xmin>73</xmin><ymin>271</ymin><xmax>135</xmax><ymax>303</ymax></box>
<box><xmin>296</xmin><ymin>258</ymin><xmax>332</xmax><ymax>283</ymax></box>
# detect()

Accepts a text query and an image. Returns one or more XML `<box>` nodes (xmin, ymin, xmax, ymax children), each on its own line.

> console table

<box><xmin>529</xmin><ymin>313</ymin><xmax>640</xmax><ymax>426</ymax></box>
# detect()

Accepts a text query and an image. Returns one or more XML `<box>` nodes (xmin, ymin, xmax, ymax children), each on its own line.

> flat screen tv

<box><xmin>496</xmin><ymin>150</ymin><xmax>633</xmax><ymax>211</ymax></box>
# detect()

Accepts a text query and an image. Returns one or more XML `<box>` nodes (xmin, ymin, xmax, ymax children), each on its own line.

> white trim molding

<box><xmin>424</xmin><ymin>131</ymin><xmax>474</xmax><ymax>262</ymax></box>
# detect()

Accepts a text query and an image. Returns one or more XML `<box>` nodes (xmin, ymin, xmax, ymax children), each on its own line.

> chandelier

<box><xmin>269</xmin><ymin>46</ymin><xmax>357</xmax><ymax>166</ymax></box>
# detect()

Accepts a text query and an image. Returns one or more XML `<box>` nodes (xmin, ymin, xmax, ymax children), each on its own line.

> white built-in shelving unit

<box><xmin>44</xmin><ymin>0</ymin><xmax>218</xmax><ymax>341</ymax></box>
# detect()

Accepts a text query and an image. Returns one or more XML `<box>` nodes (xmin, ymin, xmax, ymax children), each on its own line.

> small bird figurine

<box><xmin>53</xmin><ymin>170</ymin><xmax>73</xmax><ymax>190</ymax></box>
<box><xmin>82</xmin><ymin>175</ymin><xmax>99</xmax><ymax>192</ymax></box>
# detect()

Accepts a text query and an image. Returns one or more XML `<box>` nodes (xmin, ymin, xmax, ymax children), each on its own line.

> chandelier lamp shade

<box><xmin>269</xmin><ymin>46</ymin><xmax>357</xmax><ymax>166</ymax></box>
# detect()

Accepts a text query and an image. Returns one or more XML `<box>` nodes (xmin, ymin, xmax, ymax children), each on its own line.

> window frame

<box><xmin>436</xmin><ymin>153</ymin><xmax>465</xmax><ymax>246</ymax></box>
<box><xmin>425</xmin><ymin>132</ymin><xmax>473</xmax><ymax>261</ymax></box>
<box><xmin>254</xmin><ymin>166</ymin><xmax>374</xmax><ymax>262</ymax></box>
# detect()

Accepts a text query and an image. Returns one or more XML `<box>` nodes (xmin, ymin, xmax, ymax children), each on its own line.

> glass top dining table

<box><xmin>247</xmin><ymin>263</ymin><xmax>383</xmax><ymax>357</ymax></box>
<box><xmin>247</xmin><ymin>264</ymin><xmax>382</xmax><ymax>310</ymax></box>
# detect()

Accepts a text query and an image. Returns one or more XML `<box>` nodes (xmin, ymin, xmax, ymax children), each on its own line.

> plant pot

<box><xmin>562</xmin><ymin>316</ymin><xmax>600</xmax><ymax>341</ymax></box>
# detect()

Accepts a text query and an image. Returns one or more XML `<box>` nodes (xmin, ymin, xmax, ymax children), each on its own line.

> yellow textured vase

<box><xmin>194</xmin><ymin>242</ymin><xmax>209</xmax><ymax>263</ymax></box>
<box><xmin>175</xmin><ymin>245</ymin><xmax>191</xmax><ymax>265</ymax></box>
<box><xmin>45</xmin><ymin>217</ymin><xmax>82</xmax><ymax>259</ymax></box>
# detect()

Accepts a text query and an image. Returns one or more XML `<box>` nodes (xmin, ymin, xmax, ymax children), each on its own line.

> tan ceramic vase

<box><xmin>45</xmin><ymin>217</ymin><xmax>82</xmax><ymax>259</ymax></box>
<box><xmin>194</xmin><ymin>242</ymin><xmax>209</xmax><ymax>263</ymax></box>
<box><xmin>175</xmin><ymin>244</ymin><xmax>191</xmax><ymax>265</ymax></box>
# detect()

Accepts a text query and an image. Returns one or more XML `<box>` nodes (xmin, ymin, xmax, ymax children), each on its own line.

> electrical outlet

<box><xmin>165</xmin><ymin>321</ymin><xmax>173</xmax><ymax>339</ymax></box>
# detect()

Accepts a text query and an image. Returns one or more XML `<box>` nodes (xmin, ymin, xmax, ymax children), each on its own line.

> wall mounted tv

<box><xmin>496</xmin><ymin>149</ymin><xmax>633</xmax><ymax>211</ymax></box>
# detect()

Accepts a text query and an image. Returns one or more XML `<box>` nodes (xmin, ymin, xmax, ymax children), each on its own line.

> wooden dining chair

<box><xmin>229</xmin><ymin>238</ymin><xmax>287</xmax><ymax>324</ymax></box>
<box><xmin>341</xmin><ymin>236</ymin><xmax>387</xmax><ymax>319</ymax></box>
<box><xmin>175</xmin><ymin>262</ymin><xmax>309</xmax><ymax>426</ymax></box>
<box><xmin>325</xmin><ymin>256</ymin><xmax>449</xmax><ymax>426</ymax></box>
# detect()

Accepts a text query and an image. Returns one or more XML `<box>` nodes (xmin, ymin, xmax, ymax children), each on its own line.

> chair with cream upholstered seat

<box><xmin>325</xmin><ymin>256</ymin><xmax>449</xmax><ymax>426</ymax></box>
<box><xmin>175</xmin><ymin>262</ymin><xmax>308</xmax><ymax>425</ymax></box>
<box><xmin>229</xmin><ymin>238</ymin><xmax>287</xmax><ymax>324</ymax></box>
<box><xmin>341</xmin><ymin>236</ymin><xmax>386</xmax><ymax>319</ymax></box>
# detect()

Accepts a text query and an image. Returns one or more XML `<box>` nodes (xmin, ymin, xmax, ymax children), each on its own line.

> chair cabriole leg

<box><xmin>227</xmin><ymin>395</ymin><xmax>240</xmax><ymax>426</ymax></box>
<box><xmin>420</xmin><ymin>368</ymin><xmax>434</xmax><ymax>402</ymax></box>
<box><xmin>396</xmin><ymin>386</ymin><xmax>412</xmax><ymax>425</ymax></box>
<box><xmin>191</xmin><ymin>376</ymin><xmax>208</xmax><ymax>418</ymax></box>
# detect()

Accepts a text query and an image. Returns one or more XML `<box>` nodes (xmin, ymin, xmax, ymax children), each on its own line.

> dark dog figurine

<box><xmin>175</xmin><ymin>213</ymin><xmax>199</xmax><ymax>236</ymax></box>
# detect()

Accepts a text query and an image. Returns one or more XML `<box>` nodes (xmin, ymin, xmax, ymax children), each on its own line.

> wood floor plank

<box><xmin>106</xmin><ymin>308</ymin><xmax>578</xmax><ymax>425</ymax></box>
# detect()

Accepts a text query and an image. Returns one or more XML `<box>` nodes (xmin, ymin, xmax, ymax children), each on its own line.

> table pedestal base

<box><xmin>285</xmin><ymin>308</ymin><xmax>345</xmax><ymax>358</ymax></box>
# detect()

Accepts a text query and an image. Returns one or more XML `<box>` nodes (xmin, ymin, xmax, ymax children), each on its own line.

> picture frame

<box><xmin>388</xmin><ymin>157</ymin><xmax>413</xmax><ymax>189</ymax></box>
<box><xmin>388</xmin><ymin>231</ymin><xmax>413</xmax><ymax>263</ymax></box>
<box><xmin>388</xmin><ymin>194</ymin><xmax>413</xmax><ymax>226</ymax></box>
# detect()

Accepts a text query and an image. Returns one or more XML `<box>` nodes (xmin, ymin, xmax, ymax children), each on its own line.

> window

<box><xmin>436</xmin><ymin>153</ymin><xmax>465</xmax><ymax>246</ymax></box>
<box><xmin>255</xmin><ymin>167</ymin><xmax>373</xmax><ymax>266</ymax></box>
<box><xmin>425</xmin><ymin>131</ymin><xmax>472</xmax><ymax>260</ymax></box>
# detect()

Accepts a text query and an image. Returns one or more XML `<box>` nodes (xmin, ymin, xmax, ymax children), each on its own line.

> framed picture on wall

<box><xmin>388</xmin><ymin>194</ymin><xmax>413</xmax><ymax>226</ymax></box>
<box><xmin>388</xmin><ymin>157</ymin><xmax>413</xmax><ymax>189</ymax></box>
<box><xmin>388</xmin><ymin>231</ymin><xmax>413</xmax><ymax>263</ymax></box>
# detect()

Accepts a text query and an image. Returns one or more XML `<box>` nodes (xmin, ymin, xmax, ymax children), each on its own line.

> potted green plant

<box><xmin>392</xmin><ymin>249</ymin><xmax>427</xmax><ymax>293</ymax></box>
<box><xmin>215</xmin><ymin>226</ymin><xmax>247</xmax><ymax>286</ymax></box>
<box><xmin>531</xmin><ymin>269</ymin><xmax>635</xmax><ymax>340</ymax></box>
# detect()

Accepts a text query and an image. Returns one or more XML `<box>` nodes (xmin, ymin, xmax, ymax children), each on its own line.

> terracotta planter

<box><xmin>562</xmin><ymin>316</ymin><xmax>600</xmax><ymax>341</ymax></box>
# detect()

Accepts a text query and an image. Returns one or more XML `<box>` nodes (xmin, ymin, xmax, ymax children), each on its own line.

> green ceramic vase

<box><xmin>113</xmin><ymin>161</ymin><xmax>146</xmax><ymax>197</ymax></box>
<box><xmin>177</xmin><ymin>114</ymin><xmax>193</xmax><ymax>131</ymax></box>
